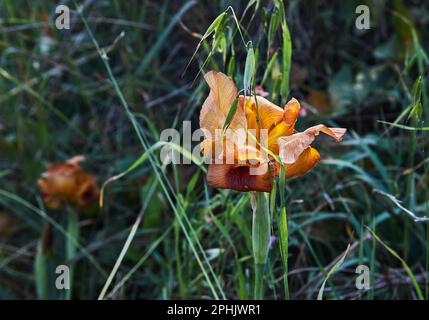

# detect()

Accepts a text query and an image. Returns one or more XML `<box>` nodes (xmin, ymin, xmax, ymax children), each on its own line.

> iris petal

<box><xmin>284</xmin><ymin>147</ymin><xmax>321</xmax><ymax>178</ymax></box>
<box><xmin>207</xmin><ymin>164</ymin><xmax>272</xmax><ymax>192</ymax></box>
<box><xmin>278</xmin><ymin>125</ymin><xmax>346</xmax><ymax>165</ymax></box>
<box><xmin>200</xmin><ymin>71</ymin><xmax>247</xmax><ymax>162</ymax></box>
<box><xmin>267</xmin><ymin>98</ymin><xmax>301</xmax><ymax>148</ymax></box>
<box><xmin>200</xmin><ymin>71</ymin><xmax>246</xmax><ymax>133</ymax></box>
<box><xmin>241</xmin><ymin>95</ymin><xmax>284</xmax><ymax>130</ymax></box>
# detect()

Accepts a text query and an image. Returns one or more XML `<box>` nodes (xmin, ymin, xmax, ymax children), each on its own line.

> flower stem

<box><xmin>252</xmin><ymin>192</ymin><xmax>270</xmax><ymax>300</ymax></box>
<box><xmin>278</xmin><ymin>205</ymin><xmax>289</xmax><ymax>299</ymax></box>
<box><xmin>254</xmin><ymin>263</ymin><xmax>265</xmax><ymax>300</ymax></box>
<box><xmin>278</xmin><ymin>166</ymin><xmax>289</xmax><ymax>299</ymax></box>
<box><xmin>66</xmin><ymin>207</ymin><xmax>79</xmax><ymax>300</ymax></box>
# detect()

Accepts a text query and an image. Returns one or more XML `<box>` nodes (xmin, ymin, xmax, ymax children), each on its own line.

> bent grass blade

<box><xmin>317</xmin><ymin>244</ymin><xmax>350</xmax><ymax>300</ymax></box>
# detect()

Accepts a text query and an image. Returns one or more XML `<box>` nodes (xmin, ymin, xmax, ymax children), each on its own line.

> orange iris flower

<box><xmin>37</xmin><ymin>155</ymin><xmax>99</xmax><ymax>209</ymax></box>
<box><xmin>200</xmin><ymin>71</ymin><xmax>346</xmax><ymax>192</ymax></box>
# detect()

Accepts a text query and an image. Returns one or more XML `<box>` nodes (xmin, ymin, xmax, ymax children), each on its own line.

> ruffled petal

<box><xmin>267</xmin><ymin>98</ymin><xmax>301</xmax><ymax>148</ymax></box>
<box><xmin>200</xmin><ymin>71</ymin><xmax>246</xmax><ymax>132</ymax></box>
<box><xmin>284</xmin><ymin>147</ymin><xmax>321</xmax><ymax>178</ymax></box>
<box><xmin>278</xmin><ymin>124</ymin><xmax>346</xmax><ymax>164</ymax></box>
<box><xmin>282</xmin><ymin>97</ymin><xmax>301</xmax><ymax>134</ymax></box>
<box><xmin>200</xmin><ymin>72</ymin><xmax>247</xmax><ymax>162</ymax></box>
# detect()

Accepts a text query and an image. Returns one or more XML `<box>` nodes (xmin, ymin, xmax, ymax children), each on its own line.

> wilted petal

<box><xmin>75</xmin><ymin>175</ymin><xmax>99</xmax><ymax>208</ymax></box>
<box><xmin>200</xmin><ymin>71</ymin><xmax>246</xmax><ymax>133</ymax></box>
<box><xmin>282</xmin><ymin>98</ymin><xmax>301</xmax><ymax>131</ymax></box>
<box><xmin>37</xmin><ymin>157</ymin><xmax>99</xmax><ymax>209</ymax></box>
<box><xmin>278</xmin><ymin>125</ymin><xmax>346</xmax><ymax>164</ymax></box>
<box><xmin>284</xmin><ymin>147</ymin><xmax>321</xmax><ymax>178</ymax></box>
<box><xmin>200</xmin><ymin>72</ymin><xmax>247</xmax><ymax>163</ymax></box>
<box><xmin>207</xmin><ymin>164</ymin><xmax>272</xmax><ymax>192</ymax></box>
<box><xmin>38</xmin><ymin>163</ymin><xmax>81</xmax><ymax>206</ymax></box>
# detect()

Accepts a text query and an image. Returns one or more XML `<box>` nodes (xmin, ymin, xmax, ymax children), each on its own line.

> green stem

<box><xmin>252</xmin><ymin>192</ymin><xmax>270</xmax><ymax>300</ymax></box>
<box><xmin>254</xmin><ymin>263</ymin><xmax>265</xmax><ymax>300</ymax></box>
<box><xmin>278</xmin><ymin>205</ymin><xmax>289</xmax><ymax>299</ymax></box>
<box><xmin>278</xmin><ymin>165</ymin><xmax>289</xmax><ymax>299</ymax></box>
<box><xmin>66</xmin><ymin>208</ymin><xmax>79</xmax><ymax>300</ymax></box>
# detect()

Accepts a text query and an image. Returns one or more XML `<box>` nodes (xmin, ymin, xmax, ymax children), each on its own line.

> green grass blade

<box><xmin>317</xmin><ymin>244</ymin><xmax>350</xmax><ymax>300</ymax></box>
<box><xmin>367</xmin><ymin>228</ymin><xmax>424</xmax><ymax>300</ymax></box>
